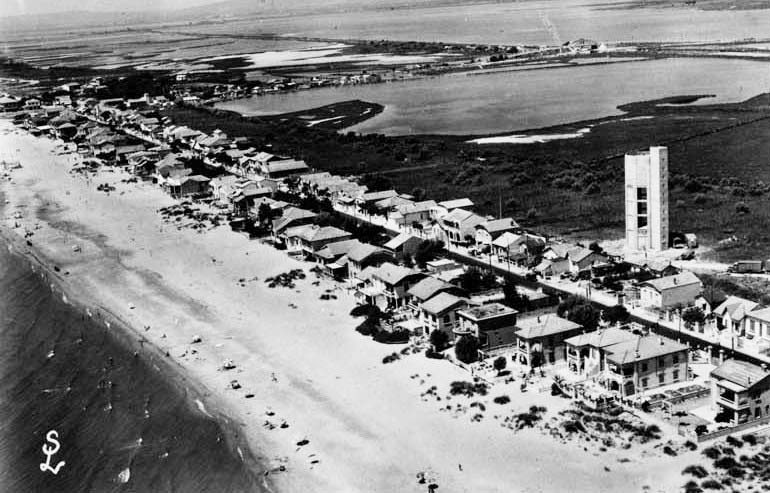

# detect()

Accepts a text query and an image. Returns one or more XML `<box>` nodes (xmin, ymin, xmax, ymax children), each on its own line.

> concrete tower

<box><xmin>625</xmin><ymin>146</ymin><xmax>669</xmax><ymax>251</ymax></box>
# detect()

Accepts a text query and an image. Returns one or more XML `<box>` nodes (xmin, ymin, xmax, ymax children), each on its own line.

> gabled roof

<box><xmin>407</xmin><ymin>276</ymin><xmax>455</xmax><ymax>302</ymax></box>
<box><xmin>359</xmin><ymin>190</ymin><xmax>398</xmax><ymax>202</ymax></box>
<box><xmin>640</xmin><ymin>271</ymin><xmax>702</xmax><ymax>293</ymax></box>
<box><xmin>384</xmin><ymin>233</ymin><xmax>421</xmax><ymax>250</ymax></box>
<box><xmin>459</xmin><ymin>302</ymin><xmax>517</xmax><ymax>322</ymax></box>
<box><xmin>422</xmin><ymin>292</ymin><xmax>468</xmax><ymax>316</ymax></box>
<box><xmin>604</xmin><ymin>334</ymin><xmax>688</xmax><ymax>365</ymax></box>
<box><xmin>372</xmin><ymin>263</ymin><xmax>422</xmax><ymax>286</ymax></box>
<box><xmin>263</xmin><ymin>159</ymin><xmax>309</xmax><ymax>174</ymax></box>
<box><xmin>397</xmin><ymin>200</ymin><xmax>437</xmax><ymax>215</ymax></box>
<box><xmin>315</xmin><ymin>239</ymin><xmax>362</xmax><ymax>260</ymax></box>
<box><xmin>711</xmin><ymin>359</ymin><xmax>770</xmax><ymax>390</ymax></box>
<box><xmin>570</xmin><ymin>247</ymin><xmax>605</xmax><ymax>263</ymax></box>
<box><xmin>747</xmin><ymin>306</ymin><xmax>770</xmax><ymax>323</ymax></box>
<box><xmin>291</xmin><ymin>225</ymin><xmax>351</xmax><ymax>243</ymax></box>
<box><xmin>375</xmin><ymin>195</ymin><xmax>414</xmax><ymax>210</ymax></box>
<box><xmin>476</xmin><ymin>217</ymin><xmax>519</xmax><ymax>234</ymax></box>
<box><xmin>565</xmin><ymin>326</ymin><xmax>637</xmax><ymax>349</ymax></box>
<box><xmin>515</xmin><ymin>314</ymin><xmax>582</xmax><ymax>340</ymax></box>
<box><xmin>714</xmin><ymin>296</ymin><xmax>759</xmax><ymax>321</ymax></box>
<box><xmin>272</xmin><ymin>207</ymin><xmax>317</xmax><ymax>234</ymax></box>
<box><xmin>439</xmin><ymin>198</ymin><xmax>474</xmax><ymax>210</ymax></box>
<box><xmin>347</xmin><ymin>242</ymin><xmax>389</xmax><ymax>264</ymax></box>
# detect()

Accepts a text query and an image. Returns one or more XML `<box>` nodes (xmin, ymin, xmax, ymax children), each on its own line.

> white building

<box><xmin>625</xmin><ymin>146</ymin><xmax>669</xmax><ymax>251</ymax></box>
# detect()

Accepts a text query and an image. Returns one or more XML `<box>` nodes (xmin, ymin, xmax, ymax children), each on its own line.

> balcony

<box><xmin>718</xmin><ymin>395</ymin><xmax>750</xmax><ymax>410</ymax></box>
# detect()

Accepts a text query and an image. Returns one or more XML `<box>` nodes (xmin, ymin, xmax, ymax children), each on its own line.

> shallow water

<box><xmin>0</xmin><ymin>236</ymin><xmax>264</xmax><ymax>492</ymax></box>
<box><xmin>217</xmin><ymin>57</ymin><xmax>770</xmax><ymax>136</ymax></box>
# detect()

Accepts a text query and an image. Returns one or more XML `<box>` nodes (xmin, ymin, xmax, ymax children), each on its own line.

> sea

<box><xmin>0</xmin><ymin>218</ymin><xmax>265</xmax><ymax>492</ymax></box>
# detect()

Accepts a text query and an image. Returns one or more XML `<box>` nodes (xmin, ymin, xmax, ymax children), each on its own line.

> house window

<box><xmin>658</xmin><ymin>356</ymin><xmax>665</xmax><ymax>366</ymax></box>
<box><xmin>673</xmin><ymin>370</ymin><xmax>680</xmax><ymax>381</ymax></box>
<box><xmin>672</xmin><ymin>354</ymin><xmax>679</xmax><ymax>365</ymax></box>
<box><xmin>638</xmin><ymin>216</ymin><xmax>648</xmax><ymax>228</ymax></box>
<box><xmin>658</xmin><ymin>374</ymin><xmax>665</xmax><ymax>385</ymax></box>
<box><xmin>641</xmin><ymin>363</ymin><xmax>648</xmax><ymax>372</ymax></box>
<box><xmin>641</xmin><ymin>378</ymin><xmax>648</xmax><ymax>388</ymax></box>
<box><xmin>637</xmin><ymin>201</ymin><xmax>647</xmax><ymax>215</ymax></box>
<box><xmin>637</xmin><ymin>187</ymin><xmax>647</xmax><ymax>200</ymax></box>
<box><xmin>443</xmin><ymin>314</ymin><xmax>451</xmax><ymax>324</ymax></box>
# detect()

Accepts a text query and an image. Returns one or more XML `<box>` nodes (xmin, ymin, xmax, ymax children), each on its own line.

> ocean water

<box><xmin>0</xmin><ymin>236</ymin><xmax>265</xmax><ymax>492</ymax></box>
<box><xmin>217</xmin><ymin>57</ymin><xmax>770</xmax><ymax>136</ymax></box>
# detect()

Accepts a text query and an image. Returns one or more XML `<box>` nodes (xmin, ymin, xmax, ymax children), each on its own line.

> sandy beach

<box><xmin>0</xmin><ymin>119</ymin><xmax>702</xmax><ymax>492</ymax></box>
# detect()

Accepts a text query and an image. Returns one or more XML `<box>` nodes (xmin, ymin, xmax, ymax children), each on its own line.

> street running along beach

<box><xmin>0</xmin><ymin>120</ymin><xmax>700</xmax><ymax>492</ymax></box>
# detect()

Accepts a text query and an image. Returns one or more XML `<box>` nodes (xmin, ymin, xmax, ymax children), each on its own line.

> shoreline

<box><xmin>0</xmin><ymin>120</ymin><xmax>707</xmax><ymax>492</ymax></box>
<box><xmin>0</xmin><ymin>197</ymin><xmax>273</xmax><ymax>492</ymax></box>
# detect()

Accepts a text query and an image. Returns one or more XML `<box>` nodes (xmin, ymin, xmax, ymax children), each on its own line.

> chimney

<box><xmin>658</xmin><ymin>336</ymin><xmax>664</xmax><ymax>345</ymax></box>
<box><xmin>635</xmin><ymin>350</ymin><xmax>641</xmax><ymax>359</ymax></box>
<box><xmin>537</xmin><ymin>316</ymin><xmax>541</xmax><ymax>323</ymax></box>
<box><xmin>673</xmin><ymin>277</ymin><xmax>678</xmax><ymax>285</ymax></box>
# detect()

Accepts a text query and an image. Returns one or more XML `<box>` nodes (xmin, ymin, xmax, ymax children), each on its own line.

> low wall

<box><xmin>697</xmin><ymin>415</ymin><xmax>770</xmax><ymax>442</ymax></box>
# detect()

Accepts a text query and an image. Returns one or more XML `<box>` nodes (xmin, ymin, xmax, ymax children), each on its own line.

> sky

<box><xmin>0</xmin><ymin>0</ymin><xmax>223</xmax><ymax>17</ymax></box>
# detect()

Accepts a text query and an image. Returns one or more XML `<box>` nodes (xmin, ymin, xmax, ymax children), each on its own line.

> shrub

<box><xmin>350</xmin><ymin>304</ymin><xmax>381</xmax><ymax>318</ymax></box>
<box><xmin>695</xmin><ymin>425</ymin><xmax>708</xmax><ymax>436</ymax></box>
<box><xmin>454</xmin><ymin>335</ymin><xmax>479</xmax><ymax>364</ymax></box>
<box><xmin>713</xmin><ymin>456</ymin><xmax>738</xmax><ymax>469</ymax></box>
<box><xmin>741</xmin><ymin>433</ymin><xmax>757</xmax><ymax>446</ymax></box>
<box><xmin>682</xmin><ymin>480</ymin><xmax>702</xmax><ymax>493</ymax></box>
<box><xmin>725</xmin><ymin>435</ymin><xmax>743</xmax><ymax>448</ymax></box>
<box><xmin>493</xmin><ymin>356</ymin><xmax>507</xmax><ymax>374</ymax></box>
<box><xmin>702</xmin><ymin>446</ymin><xmax>721</xmax><ymax>460</ymax></box>
<box><xmin>373</xmin><ymin>329</ymin><xmax>410</xmax><ymax>344</ymax></box>
<box><xmin>382</xmin><ymin>352</ymin><xmax>400</xmax><ymax>364</ymax></box>
<box><xmin>700</xmin><ymin>479</ymin><xmax>722</xmax><ymax>490</ymax></box>
<box><xmin>356</xmin><ymin>318</ymin><xmax>379</xmax><ymax>336</ymax></box>
<box><xmin>684</xmin><ymin>440</ymin><xmax>698</xmax><ymax>451</ymax></box>
<box><xmin>493</xmin><ymin>395</ymin><xmax>510</xmax><ymax>405</ymax></box>
<box><xmin>735</xmin><ymin>201</ymin><xmax>749</xmax><ymax>214</ymax></box>
<box><xmin>682</xmin><ymin>465</ymin><xmax>708</xmax><ymax>478</ymax></box>
<box><xmin>429</xmin><ymin>330</ymin><xmax>450</xmax><ymax>351</ymax></box>
<box><xmin>425</xmin><ymin>348</ymin><xmax>444</xmax><ymax>360</ymax></box>
<box><xmin>449</xmin><ymin>381</ymin><xmax>488</xmax><ymax>397</ymax></box>
<box><xmin>663</xmin><ymin>445</ymin><xmax>678</xmax><ymax>456</ymax></box>
<box><xmin>726</xmin><ymin>466</ymin><xmax>744</xmax><ymax>478</ymax></box>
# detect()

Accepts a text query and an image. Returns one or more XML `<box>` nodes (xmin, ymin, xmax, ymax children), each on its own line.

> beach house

<box><xmin>271</xmin><ymin>207</ymin><xmax>318</xmax><ymax>243</ymax></box>
<box><xmin>383</xmin><ymin>233</ymin><xmax>423</xmax><ymax>262</ymax></box>
<box><xmin>711</xmin><ymin>359</ymin><xmax>770</xmax><ymax>424</ymax></box>
<box><xmin>511</xmin><ymin>314</ymin><xmax>584</xmax><ymax>367</ymax></box>
<box><xmin>601</xmin><ymin>334</ymin><xmax>689</xmax><ymax>397</ymax></box>
<box><xmin>474</xmin><ymin>218</ymin><xmax>520</xmax><ymax>249</ymax></box>
<box><xmin>433</xmin><ymin>209</ymin><xmax>485</xmax><ymax>247</ymax></box>
<box><xmin>407</xmin><ymin>276</ymin><xmax>465</xmax><ymax>314</ymax></box>
<box><xmin>638</xmin><ymin>271</ymin><xmax>703</xmax><ymax>309</ymax></box>
<box><xmin>345</xmin><ymin>243</ymin><xmax>393</xmax><ymax>282</ymax></box>
<box><xmin>368</xmin><ymin>263</ymin><xmax>425</xmax><ymax>309</ymax></box>
<box><xmin>419</xmin><ymin>293</ymin><xmax>469</xmax><ymax>337</ymax></box>
<box><xmin>456</xmin><ymin>303</ymin><xmax>519</xmax><ymax>351</ymax></box>
<box><xmin>565</xmin><ymin>326</ymin><xmax>638</xmax><ymax>377</ymax></box>
<box><xmin>283</xmin><ymin>225</ymin><xmax>352</xmax><ymax>258</ymax></box>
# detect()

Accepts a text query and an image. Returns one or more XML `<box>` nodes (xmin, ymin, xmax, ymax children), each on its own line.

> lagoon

<box><xmin>216</xmin><ymin>57</ymin><xmax>770</xmax><ymax>136</ymax></box>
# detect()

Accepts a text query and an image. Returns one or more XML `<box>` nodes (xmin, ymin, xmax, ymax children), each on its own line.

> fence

<box><xmin>695</xmin><ymin>414</ymin><xmax>770</xmax><ymax>442</ymax></box>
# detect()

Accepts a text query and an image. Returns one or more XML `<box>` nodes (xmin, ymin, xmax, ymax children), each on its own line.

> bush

<box><xmin>735</xmin><ymin>201</ymin><xmax>749</xmax><ymax>214</ymax></box>
<box><xmin>351</xmin><ymin>304</ymin><xmax>381</xmax><ymax>318</ymax></box>
<box><xmin>700</xmin><ymin>479</ymin><xmax>723</xmax><ymax>490</ymax></box>
<box><xmin>682</xmin><ymin>480</ymin><xmax>702</xmax><ymax>493</ymax></box>
<box><xmin>695</xmin><ymin>425</ymin><xmax>708</xmax><ymax>436</ymax></box>
<box><xmin>684</xmin><ymin>440</ymin><xmax>698</xmax><ymax>451</ymax></box>
<box><xmin>713</xmin><ymin>456</ymin><xmax>738</xmax><ymax>469</ymax></box>
<box><xmin>493</xmin><ymin>356</ymin><xmax>507</xmax><ymax>374</ymax></box>
<box><xmin>429</xmin><ymin>330</ymin><xmax>450</xmax><ymax>351</ymax></box>
<box><xmin>382</xmin><ymin>352</ymin><xmax>400</xmax><ymax>364</ymax></box>
<box><xmin>702</xmin><ymin>447</ymin><xmax>721</xmax><ymax>459</ymax></box>
<box><xmin>373</xmin><ymin>329</ymin><xmax>410</xmax><ymax>344</ymax></box>
<box><xmin>741</xmin><ymin>433</ymin><xmax>757</xmax><ymax>446</ymax></box>
<box><xmin>454</xmin><ymin>335</ymin><xmax>479</xmax><ymax>364</ymax></box>
<box><xmin>725</xmin><ymin>435</ymin><xmax>743</xmax><ymax>448</ymax></box>
<box><xmin>682</xmin><ymin>465</ymin><xmax>709</xmax><ymax>478</ymax></box>
<box><xmin>356</xmin><ymin>318</ymin><xmax>380</xmax><ymax>336</ymax></box>
<box><xmin>449</xmin><ymin>381</ymin><xmax>488</xmax><ymax>397</ymax></box>
<box><xmin>726</xmin><ymin>466</ymin><xmax>744</xmax><ymax>478</ymax></box>
<box><xmin>425</xmin><ymin>348</ymin><xmax>444</xmax><ymax>359</ymax></box>
<box><xmin>493</xmin><ymin>395</ymin><xmax>511</xmax><ymax>405</ymax></box>
<box><xmin>663</xmin><ymin>445</ymin><xmax>678</xmax><ymax>456</ymax></box>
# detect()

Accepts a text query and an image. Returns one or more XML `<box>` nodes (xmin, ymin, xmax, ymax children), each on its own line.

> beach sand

<box><xmin>0</xmin><ymin>120</ymin><xmax>700</xmax><ymax>492</ymax></box>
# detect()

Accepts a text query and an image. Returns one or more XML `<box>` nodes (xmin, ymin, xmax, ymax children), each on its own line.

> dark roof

<box><xmin>712</xmin><ymin>359</ymin><xmax>770</xmax><ymax>390</ymax></box>
<box><xmin>347</xmin><ymin>243</ymin><xmax>389</xmax><ymax>264</ymax></box>
<box><xmin>421</xmin><ymin>293</ymin><xmax>467</xmax><ymax>316</ymax></box>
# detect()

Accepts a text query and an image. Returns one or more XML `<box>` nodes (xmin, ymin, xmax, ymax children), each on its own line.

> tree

<box><xmin>493</xmin><ymin>356</ymin><xmax>507</xmax><ymax>375</ymax></box>
<box><xmin>588</xmin><ymin>241</ymin><xmax>603</xmax><ymax>254</ymax></box>
<box><xmin>411</xmin><ymin>187</ymin><xmax>427</xmax><ymax>201</ymax></box>
<box><xmin>414</xmin><ymin>239</ymin><xmax>444</xmax><ymax>268</ymax></box>
<box><xmin>454</xmin><ymin>335</ymin><xmax>479</xmax><ymax>364</ymax></box>
<box><xmin>257</xmin><ymin>202</ymin><xmax>273</xmax><ymax>226</ymax></box>
<box><xmin>503</xmin><ymin>278</ymin><xmax>530</xmax><ymax>312</ymax></box>
<box><xmin>682</xmin><ymin>307</ymin><xmax>706</xmax><ymax>328</ymax></box>
<box><xmin>602</xmin><ymin>305</ymin><xmax>630</xmax><ymax>325</ymax></box>
<box><xmin>557</xmin><ymin>295</ymin><xmax>599</xmax><ymax>331</ymax></box>
<box><xmin>457</xmin><ymin>267</ymin><xmax>498</xmax><ymax>294</ymax></box>
<box><xmin>429</xmin><ymin>330</ymin><xmax>450</xmax><ymax>352</ymax></box>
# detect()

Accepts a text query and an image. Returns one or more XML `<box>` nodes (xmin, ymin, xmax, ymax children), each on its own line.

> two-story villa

<box><xmin>456</xmin><ymin>303</ymin><xmax>519</xmax><ymax>351</ymax></box>
<box><xmin>512</xmin><ymin>314</ymin><xmax>584</xmax><ymax>367</ymax></box>
<box><xmin>711</xmin><ymin>359</ymin><xmax>770</xmax><ymax>424</ymax></box>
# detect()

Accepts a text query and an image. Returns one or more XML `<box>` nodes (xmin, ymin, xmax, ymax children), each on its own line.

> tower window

<box><xmin>637</xmin><ymin>187</ymin><xmax>647</xmax><ymax>200</ymax></box>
